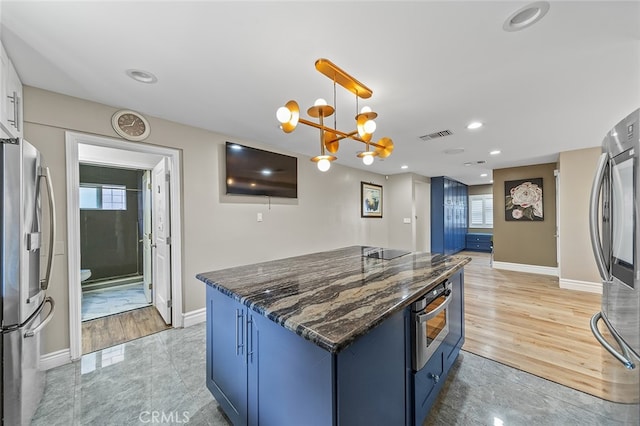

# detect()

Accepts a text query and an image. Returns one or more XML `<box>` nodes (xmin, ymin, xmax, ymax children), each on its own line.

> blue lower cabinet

<box><xmin>445</xmin><ymin>271</ymin><xmax>465</xmax><ymax>370</ymax></box>
<box><xmin>206</xmin><ymin>286</ymin><xmax>247</xmax><ymax>426</ymax></box>
<box><xmin>248</xmin><ymin>311</ymin><xmax>334</xmax><ymax>426</ymax></box>
<box><xmin>465</xmin><ymin>233</ymin><xmax>492</xmax><ymax>252</ymax></box>
<box><xmin>207</xmin><ymin>286</ymin><xmax>333</xmax><ymax>426</ymax></box>
<box><xmin>336</xmin><ymin>310</ymin><xmax>406</xmax><ymax>426</ymax></box>
<box><xmin>413</xmin><ymin>349</ymin><xmax>444</xmax><ymax>424</ymax></box>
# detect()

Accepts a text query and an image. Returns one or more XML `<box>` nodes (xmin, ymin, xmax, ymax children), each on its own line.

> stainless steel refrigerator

<box><xmin>1</xmin><ymin>136</ymin><xmax>56</xmax><ymax>425</ymax></box>
<box><xmin>590</xmin><ymin>108</ymin><xmax>640</xmax><ymax>417</ymax></box>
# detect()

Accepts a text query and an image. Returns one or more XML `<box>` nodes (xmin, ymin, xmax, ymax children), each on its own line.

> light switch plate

<box><xmin>403</xmin><ymin>218</ymin><xmax>411</xmax><ymax>224</ymax></box>
<box><xmin>257</xmin><ymin>213</ymin><xmax>263</xmax><ymax>222</ymax></box>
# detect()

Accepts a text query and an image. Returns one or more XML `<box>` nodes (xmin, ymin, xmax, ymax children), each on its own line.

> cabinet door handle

<box><xmin>235</xmin><ymin>309</ymin><xmax>244</xmax><ymax>356</ymax></box>
<box><xmin>247</xmin><ymin>316</ymin><xmax>255</xmax><ymax>363</ymax></box>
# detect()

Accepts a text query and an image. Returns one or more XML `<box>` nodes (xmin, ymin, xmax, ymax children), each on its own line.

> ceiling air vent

<box><xmin>419</xmin><ymin>129</ymin><xmax>453</xmax><ymax>141</ymax></box>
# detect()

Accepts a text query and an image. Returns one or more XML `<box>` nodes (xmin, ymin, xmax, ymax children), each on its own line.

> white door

<box><xmin>152</xmin><ymin>158</ymin><xmax>171</xmax><ymax>324</ymax></box>
<box><xmin>142</xmin><ymin>171</ymin><xmax>152</xmax><ymax>304</ymax></box>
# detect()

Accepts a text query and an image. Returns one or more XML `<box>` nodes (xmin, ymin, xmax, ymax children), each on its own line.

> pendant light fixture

<box><xmin>276</xmin><ymin>59</ymin><xmax>394</xmax><ymax>172</ymax></box>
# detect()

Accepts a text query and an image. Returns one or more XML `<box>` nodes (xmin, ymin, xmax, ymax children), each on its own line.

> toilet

<box><xmin>80</xmin><ymin>269</ymin><xmax>92</xmax><ymax>282</ymax></box>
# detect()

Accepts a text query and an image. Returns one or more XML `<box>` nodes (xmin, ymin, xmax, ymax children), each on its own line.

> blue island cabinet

<box><xmin>206</xmin><ymin>285</ymin><xmax>407</xmax><ymax>425</ymax></box>
<box><xmin>411</xmin><ymin>270</ymin><xmax>465</xmax><ymax>423</ymax></box>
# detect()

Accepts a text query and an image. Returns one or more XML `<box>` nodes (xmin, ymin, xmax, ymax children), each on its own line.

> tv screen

<box><xmin>225</xmin><ymin>142</ymin><xmax>298</xmax><ymax>198</ymax></box>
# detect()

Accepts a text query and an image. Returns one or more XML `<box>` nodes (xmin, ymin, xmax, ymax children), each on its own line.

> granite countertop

<box><xmin>196</xmin><ymin>246</ymin><xmax>471</xmax><ymax>353</ymax></box>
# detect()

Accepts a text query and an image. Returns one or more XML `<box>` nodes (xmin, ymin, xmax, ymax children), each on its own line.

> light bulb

<box><xmin>314</xmin><ymin>98</ymin><xmax>327</xmax><ymax>106</ymax></box>
<box><xmin>360</xmin><ymin>106</ymin><xmax>372</xmax><ymax>114</ymax></box>
<box><xmin>364</xmin><ymin>119</ymin><xmax>376</xmax><ymax>134</ymax></box>
<box><xmin>276</xmin><ymin>106</ymin><xmax>291</xmax><ymax>123</ymax></box>
<box><xmin>467</xmin><ymin>121</ymin><xmax>483</xmax><ymax>130</ymax></box>
<box><xmin>362</xmin><ymin>153</ymin><xmax>374</xmax><ymax>165</ymax></box>
<box><xmin>317</xmin><ymin>158</ymin><xmax>331</xmax><ymax>172</ymax></box>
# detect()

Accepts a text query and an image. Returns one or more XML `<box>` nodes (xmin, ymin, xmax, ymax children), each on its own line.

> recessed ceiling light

<box><xmin>480</xmin><ymin>173</ymin><xmax>488</xmax><ymax>177</ymax></box>
<box><xmin>126</xmin><ymin>69</ymin><xmax>158</xmax><ymax>84</ymax></box>
<box><xmin>463</xmin><ymin>162</ymin><xmax>472</xmax><ymax>166</ymax></box>
<box><xmin>489</xmin><ymin>150</ymin><xmax>501</xmax><ymax>155</ymax></box>
<box><xmin>466</xmin><ymin>121</ymin><xmax>483</xmax><ymax>130</ymax></box>
<box><xmin>401</xmin><ymin>165</ymin><xmax>408</xmax><ymax>169</ymax></box>
<box><xmin>503</xmin><ymin>1</ymin><xmax>550</xmax><ymax>32</ymax></box>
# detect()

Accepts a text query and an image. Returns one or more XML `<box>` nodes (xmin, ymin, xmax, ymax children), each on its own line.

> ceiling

<box><xmin>1</xmin><ymin>1</ymin><xmax>638</xmax><ymax>185</ymax></box>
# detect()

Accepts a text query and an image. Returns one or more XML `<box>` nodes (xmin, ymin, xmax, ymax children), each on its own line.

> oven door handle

<box><xmin>416</xmin><ymin>292</ymin><xmax>453</xmax><ymax>322</ymax></box>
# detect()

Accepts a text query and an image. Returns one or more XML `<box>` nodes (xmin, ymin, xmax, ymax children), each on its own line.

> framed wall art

<box><xmin>361</xmin><ymin>182</ymin><xmax>383</xmax><ymax>218</ymax></box>
<box><xmin>505</xmin><ymin>178</ymin><xmax>543</xmax><ymax>221</ymax></box>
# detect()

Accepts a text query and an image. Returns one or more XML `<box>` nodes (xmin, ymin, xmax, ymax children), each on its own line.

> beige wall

<box><xmin>493</xmin><ymin>163</ymin><xmax>557</xmax><ymax>267</ymax></box>
<box><xmin>24</xmin><ymin>87</ymin><xmax>394</xmax><ymax>354</ymax></box>
<box><xmin>468</xmin><ymin>184</ymin><xmax>493</xmax><ymax>233</ymax></box>
<box><xmin>558</xmin><ymin>147</ymin><xmax>601</xmax><ymax>283</ymax></box>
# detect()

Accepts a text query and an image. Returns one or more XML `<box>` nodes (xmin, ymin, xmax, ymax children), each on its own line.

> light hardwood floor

<box><xmin>462</xmin><ymin>251</ymin><xmax>638</xmax><ymax>403</ymax></box>
<box><xmin>82</xmin><ymin>306</ymin><xmax>170</xmax><ymax>354</ymax></box>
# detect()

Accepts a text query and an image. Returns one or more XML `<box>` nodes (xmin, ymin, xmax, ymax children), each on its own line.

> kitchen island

<box><xmin>197</xmin><ymin>246</ymin><xmax>470</xmax><ymax>426</ymax></box>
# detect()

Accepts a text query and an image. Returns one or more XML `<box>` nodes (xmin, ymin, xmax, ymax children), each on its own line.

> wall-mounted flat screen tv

<box><xmin>225</xmin><ymin>142</ymin><xmax>298</xmax><ymax>198</ymax></box>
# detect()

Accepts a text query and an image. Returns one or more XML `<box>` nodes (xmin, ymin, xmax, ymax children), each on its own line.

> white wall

<box><xmin>24</xmin><ymin>86</ymin><xmax>393</xmax><ymax>355</ymax></box>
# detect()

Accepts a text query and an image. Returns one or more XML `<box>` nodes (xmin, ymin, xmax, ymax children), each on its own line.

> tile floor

<box><xmin>82</xmin><ymin>283</ymin><xmax>150</xmax><ymax>321</ymax></box>
<box><xmin>33</xmin><ymin>323</ymin><xmax>638</xmax><ymax>426</ymax></box>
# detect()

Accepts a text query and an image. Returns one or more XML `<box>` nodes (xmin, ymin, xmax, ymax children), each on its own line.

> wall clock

<box><xmin>111</xmin><ymin>110</ymin><xmax>150</xmax><ymax>141</ymax></box>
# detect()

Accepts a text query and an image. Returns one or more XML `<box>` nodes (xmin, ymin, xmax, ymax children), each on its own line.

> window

<box><xmin>469</xmin><ymin>194</ymin><xmax>493</xmax><ymax>228</ymax></box>
<box><xmin>79</xmin><ymin>184</ymin><xmax>127</xmax><ymax>210</ymax></box>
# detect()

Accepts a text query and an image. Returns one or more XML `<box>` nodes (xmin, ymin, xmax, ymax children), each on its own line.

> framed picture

<box><xmin>505</xmin><ymin>178</ymin><xmax>543</xmax><ymax>221</ymax></box>
<box><xmin>361</xmin><ymin>182</ymin><xmax>383</xmax><ymax>218</ymax></box>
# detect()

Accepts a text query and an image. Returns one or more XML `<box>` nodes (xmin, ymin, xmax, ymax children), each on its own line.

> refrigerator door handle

<box><xmin>39</xmin><ymin>166</ymin><xmax>56</xmax><ymax>291</ymax></box>
<box><xmin>24</xmin><ymin>296</ymin><xmax>55</xmax><ymax>338</ymax></box>
<box><xmin>589</xmin><ymin>153</ymin><xmax>610</xmax><ymax>281</ymax></box>
<box><xmin>590</xmin><ymin>312</ymin><xmax>636</xmax><ymax>370</ymax></box>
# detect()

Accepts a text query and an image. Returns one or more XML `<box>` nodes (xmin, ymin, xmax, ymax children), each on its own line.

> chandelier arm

<box><xmin>298</xmin><ymin>118</ymin><xmax>389</xmax><ymax>147</ymax></box>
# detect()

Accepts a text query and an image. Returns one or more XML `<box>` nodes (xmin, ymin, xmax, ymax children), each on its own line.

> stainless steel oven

<box><xmin>411</xmin><ymin>279</ymin><xmax>453</xmax><ymax>371</ymax></box>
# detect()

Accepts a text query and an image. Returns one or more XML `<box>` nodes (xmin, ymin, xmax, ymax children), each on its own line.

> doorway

<box><xmin>79</xmin><ymin>164</ymin><xmax>149</xmax><ymax>322</ymax></box>
<box><xmin>66</xmin><ymin>132</ymin><xmax>182</xmax><ymax>360</ymax></box>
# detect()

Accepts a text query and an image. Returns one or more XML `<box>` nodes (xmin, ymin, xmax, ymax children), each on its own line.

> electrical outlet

<box><xmin>257</xmin><ymin>213</ymin><xmax>263</xmax><ymax>222</ymax></box>
<box><xmin>403</xmin><ymin>218</ymin><xmax>411</xmax><ymax>224</ymax></box>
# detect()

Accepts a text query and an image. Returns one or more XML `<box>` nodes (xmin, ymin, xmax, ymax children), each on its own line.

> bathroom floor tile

<box><xmin>82</xmin><ymin>283</ymin><xmax>150</xmax><ymax>321</ymax></box>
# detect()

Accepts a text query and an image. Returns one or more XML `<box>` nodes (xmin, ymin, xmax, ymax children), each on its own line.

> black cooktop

<box><xmin>363</xmin><ymin>248</ymin><xmax>411</xmax><ymax>260</ymax></box>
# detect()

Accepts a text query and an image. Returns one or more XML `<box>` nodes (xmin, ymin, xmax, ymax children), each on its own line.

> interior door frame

<box><xmin>65</xmin><ymin>131</ymin><xmax>183</xmax><ymax>360</ymax></box>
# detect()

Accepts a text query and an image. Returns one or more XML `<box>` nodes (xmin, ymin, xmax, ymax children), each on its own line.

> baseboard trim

<box><xmin>40</xmin><ymin>349</ymin><xmax>72</xmax><ymax>370</ymax></box>
<box><xmin>492</xmin><ymin>261</ymin><xmax>558</xmax><ymax>277</ymax></box>
<box><xmin>182</xmin><ymin>307</ymin><xmax>206</xmax><ymax>327</ymax></box>
<box><xmin>559</xmin><ymin>278</ymin><xmax>602</xmax><ymax>294</ymax></box>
